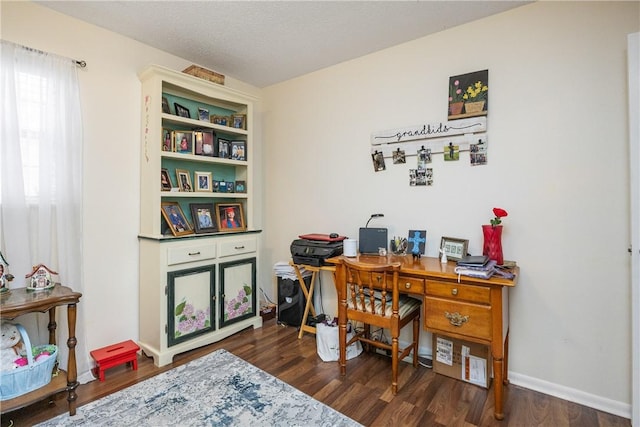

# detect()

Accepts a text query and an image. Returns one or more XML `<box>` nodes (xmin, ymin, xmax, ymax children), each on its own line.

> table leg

<box><xmin>66</xmin><ymin>303</ymin><xmax>79</xmax><ymax>416</ymax></box>
<box><xmin>297</xmin><ymin>271</ymin><xmax>317</xmax><ymax>339</ymax></box>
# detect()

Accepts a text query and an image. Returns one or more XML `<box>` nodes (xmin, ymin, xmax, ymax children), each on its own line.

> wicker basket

<box><xmin>0</xmin><ymin>324</ymin><xmax>58</xmax><ymax>401</ymax></box>
<box><xmin>182</xmin><ymin>65</ymin><xmax>225</xmax><ymax>85</ymax></box>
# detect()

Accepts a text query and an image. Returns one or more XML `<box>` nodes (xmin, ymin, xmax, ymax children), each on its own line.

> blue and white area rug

<box><xmin>37</xmin><ymin>349</ymin><xmax>361</xmax><ymax>426</ymax></box>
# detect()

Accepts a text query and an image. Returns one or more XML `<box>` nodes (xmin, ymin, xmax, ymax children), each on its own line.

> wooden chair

<box><xmin>338</xmin><ymin>258</ymin><xmax>421</xmax><ymax>394</ymax></box>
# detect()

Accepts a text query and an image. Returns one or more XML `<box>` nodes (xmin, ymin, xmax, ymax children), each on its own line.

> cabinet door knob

<box><xmin>451</xmin><ymin>288</ymin><xmax>458</xmax><ymax>296</ymax></box>
<box><xmin>445</xmin><ymin>311</ymin><xmax>468</xmax><ymax>327</ymax></box>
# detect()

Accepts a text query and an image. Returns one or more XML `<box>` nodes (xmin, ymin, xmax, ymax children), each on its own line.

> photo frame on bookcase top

<box><xmin>440</xmin><ymin>236</ymin><xmax>469</xmax><ymax>261</ymax></box>
<box><xmin>160</xmin><ymin>201</ymin><xmax>193</xmax><ymax>237</ymax></box>
<box><xmin>215</xmin><ymin>203</ymin><xmax>246</xmax><ymax>232</ymax></box>
<box><xmin>190</xmin><ymin>203</ymin><xmax>218</xmax><ymax>234</ymax></box>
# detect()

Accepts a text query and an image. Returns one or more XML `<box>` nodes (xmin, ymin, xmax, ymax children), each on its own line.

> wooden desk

<box><xmin>328</xmin><ymin>254</ymin><xmax>518</xmax><ymax>421</ymax></box>
<box><xmin>0</xmin><ymin>284</ymin><xmax>82</xmax><ymax>416</ymax></box>
<box><xmin>289</xmin><ymin>261</ymin><xmax>336</xmax><ymax>339</ymax></box>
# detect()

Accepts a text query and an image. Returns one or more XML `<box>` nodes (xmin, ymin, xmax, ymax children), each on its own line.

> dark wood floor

<box><xmin>1</xmin><ymin>318</ymin><xmax>631</xmax><ymax>427</ymax></box>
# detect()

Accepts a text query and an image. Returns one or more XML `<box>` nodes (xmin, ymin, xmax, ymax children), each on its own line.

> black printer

<box><xmin>290</xmin><ymin>238</ymin><xmax>344</xmax><ymax>267</ymax></box>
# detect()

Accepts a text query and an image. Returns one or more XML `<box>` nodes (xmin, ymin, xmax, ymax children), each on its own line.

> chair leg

<box><xmin>391</xmin><ymin>336</ymin><xmax>399</xmax><ymax>395</ymax></box>
<box><xmin>413</xmin><ymin>315</ymin><xmax>419</xmax><ymax>367</ymax></box>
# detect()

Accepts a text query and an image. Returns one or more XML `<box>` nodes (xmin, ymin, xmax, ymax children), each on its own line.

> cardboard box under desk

<box><xmin>432</xmin><ymin>334</ymin><xmax>492</xmax><ymax>388</ymax></box>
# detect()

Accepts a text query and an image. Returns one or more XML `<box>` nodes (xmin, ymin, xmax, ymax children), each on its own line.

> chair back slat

<box><xmin>344</xmin><ymin>259</ymin><xmax>401</xmax><ymax>318</ymax></box>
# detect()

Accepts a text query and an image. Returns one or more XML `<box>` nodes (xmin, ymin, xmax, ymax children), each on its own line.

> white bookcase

<box><xmin>137</xmin><ymin>65</ymin><xmax>262</xmax><ymax>367</ymax></box>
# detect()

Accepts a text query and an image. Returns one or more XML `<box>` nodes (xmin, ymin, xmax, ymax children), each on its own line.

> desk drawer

<box><xmin>219</xmin><ymin>237</ymin><xmax>256</xmax><ymax>258</ymax></box>
<box><xmin>425</xmin><ymin>280</ymin><xmax>490</xmax><ymax>304</ymax></box>
<box><xmin>398</xmin><ymin>276</ymin><xmax>424</xmax><ymax>294</ymax></box>
<box><xmin>167</xmin><ymin>244</ymin><xmax>216</xmax><ymax>266</ymax></box>
<box><xmin>424</xmin><ymin>297</ymin><xmax>492</xmax><ymax>340</ymax></box>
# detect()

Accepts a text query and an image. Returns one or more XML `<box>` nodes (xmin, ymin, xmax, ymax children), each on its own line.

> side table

<box><xmin>1</xmin><ymin>284</ymin><xmax>82</xmax><ymax>416</ymax></box>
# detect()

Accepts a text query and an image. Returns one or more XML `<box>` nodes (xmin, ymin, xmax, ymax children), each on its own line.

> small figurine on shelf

<box><xmin>0</xmin><ymin>251</ymin><xmax>15</xmax><ymax>293</ymax></box>
<box><xmin>25</xmin><ymin>264</ymin><xmax>58</xmax><ymax>291</ymax></box>
<box><xmin>440</xmin><ymin>247</ymin><xmax>448</xmax><ymax>264</ymax></box>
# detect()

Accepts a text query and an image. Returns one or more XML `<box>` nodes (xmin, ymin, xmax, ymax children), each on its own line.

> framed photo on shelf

<box><xmin>216</xmin><ymin>138</ymin><xmax>230</xmax><ymax>158</ymax></box>
<box><xmin>227</xmin><ymin>182</ymin><xmax>235</xmax><ymax>193</ymax></box>
<box><xmin>211</xmin><ymin>115</ymin><xmax>229</xmax><ymax>126</ymax></box>
<box><xmin>160</xmin><ymin>201</ymin><xmax>193</xmax><ymax>236</ymax></box>
<box><xmin>161</xmin><ymin>168</ymin><xmax>173</xmax><ymax>191</ymax></box>
<box><xmin>174</xmin><ymin>131</ymin><xmax>193</xmax><ymax>154</ymax></box>
<box><xmin>189</xmin><ymin>203</ymin><xmax>218</xmax><ymax>234</ymax></box>
<box><xmin>440</xmin><ymin>236</ymin><xmax>469</xmax><ymax>261</ymax></box>
<box><xmin>198</xmin><ymin>107</ymin><xmax>210</xmax><ymax>122</ymax></box>
<box><xmin>162</xmin><ymin>128</ymin><xmax>173</xmax><ymax>152</ymax></box>
<box><xmin>174</xmin><ymin>103</ymin><xmax>190</xmax><ymax>118</ymax></box>
<box><xmin>212</xmin><ymin>180</ymin><xmax>220</xmax><ymax>193</ymax></box>
<box><xmin>162</xmin><ymin>97</ymin><xmax>171</xmax><ymax>114</ymax></box>
<box><xmin>215</xmin><ymin>203</ymin><xmax>246</xmax><ymax>232</ymax></box>
<box><xmin>235</xmin><ymin>180</ymin><xmax>246</xmax><ymax>193</ymax></box>
<box><xmin>231</xmin><ymin>114</ymin><xmax>246</xmax><ymax>130</ymax></box>
<box><xmin>194</xmin><ymin>171</ymin><xmax>212</xmax><ymax>192</ymax></box>
<box><xmin>176</xmin><ymin>169</ymin><xmax>193</xmax><ymax>192</ymax></box>
<box><xmin>201</xmin><ymin>130</ymin><xmax>215</xmax><ymax>156</ymax></box>
<box><xmin>193</xmin><ymin>131</ymin><xmax>204</xmax><ymax>155</ymax></box>
<box><xmin>218</xmin><ymin>181</ymin><xmax>228</xmax><ymax>193</ymax></box>
<box><xmin>231</xmin><ymin>140</ymin><xmax>246</xmax><ymax>161</ymax></box>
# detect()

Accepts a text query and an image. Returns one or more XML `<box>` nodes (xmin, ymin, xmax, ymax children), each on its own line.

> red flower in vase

<box><xmin>490</xmin><ymin>208</ymin><xmax>508</xmax><ymax>227</ymax></box>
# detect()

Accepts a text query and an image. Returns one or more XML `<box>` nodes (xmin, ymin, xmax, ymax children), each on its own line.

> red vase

<box><xmin>482</xmin><ymin>225</ymin><xmax>504</xmax><ymax>265</ymax></box>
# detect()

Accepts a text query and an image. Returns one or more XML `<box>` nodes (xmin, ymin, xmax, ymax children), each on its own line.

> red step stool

<box><xmin>90</xmin><ymin>340</ymin><xmax>140</xmax><ymax>381</ymax></box>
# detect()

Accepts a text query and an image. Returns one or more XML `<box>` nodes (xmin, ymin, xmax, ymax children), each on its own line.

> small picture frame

<box><xmin>161</xmin><ymin>202</ymin><xmax>193</xmax><ymax>236</ymax></box>
<box><xmin>198</xmin><ymin>107</ymin><xmax>210</xmax><ymax>122</ymax></box>
<box><xmin>161</xmin><ymin>168</ymin><xmax>173</xmax><ymax>191</ymax></box>
<box><xmin>235</xmin><ymin>180</ymin><xmax>246</xmax><ymax>193</ymax></box>
<box><xmin>174</xmin><ymin>131</ymin><xmax>193</xmax><ymax>154</ymax></box>
<box><xmin>162</xmin><ymin>97</ymin><xmax>171</xmax><ymax>114</ymax></box>
<box><xmin>212</xmin><ymin>180</ymin><xmax>220</xmax><ymax>193</ymax></box>
<box><xmin>218</xmin><ymin>181</ymin><xmax>228</xmax><ymax>193</ymax></box>
<box><xmin>216</xmin><ymin>138</ymin><xmax>230</xmax><ymax>158</ymax></box>
<box><xmin>193</xmin><ymin>131</ymin><xmax>204</xmax><ymax>155</ymax></box>
<box><xmin>190</xmin><ymin>203</ymin><xmax>218</xmax><ymax>234</ymax></box>
<box><xmin>174</xmin><ymin>103</ymin><xmax>190</xmax><ymax>118</ymax></box>
<box><xmin>176</xmin><ymin>169</ymin><xmax>193</xmax><ymax>192</ymax></box>
<box><xmin>440</xmin><ymin>237</ymin><xmax>469</xmax><ymax>261</ymax></box>
<box><xmin>227</xmin><ymin>182</ymin><xmax>235</xmax><ymax>193</ymax></box>
<box><xmin>211</xmin><ymin>115</ymin><xmax>229</xmax><ymax>126</ymax></box>
<box><xmin>392</xmin><ymin>148</ymin><xmax>406</xmax><ymax>164</ymax></box>
<box><xmin>194</xmin><ymin>171</ymin><xmax>212</xmax><ymax>192</ymax></box>
<box><xmin>162</xmin><ymin>128</ymin><xmax>173</xmax><ymax>152</ymax></box>
<box><xmin>216</xmin><ymin>203</ymin><xmax>246</xmax><ymax>232</ymax></box>
<box><xmin>407</xmin><ymin>230</ymin><xmax>427</xmax><ymax>256</ymax></box>
<box><xmin>232</xmin><ymin>114</ymin><xmax>246</xmax><ymax>130</ymax></box>
<box><xmin>231</xmin><ymin>141</ymin><xmax>246</xmax><ymax>161</ymax></box>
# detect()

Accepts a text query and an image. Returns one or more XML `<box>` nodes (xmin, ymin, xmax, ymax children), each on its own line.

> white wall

<box><xmin>0</xmin><ymin>1</ymin><xmax>262</xmax><ymax>362</ymax></box>
<box><xmin>262</xmin><ymin>1</ymin><xmax>638</xmax><ymax>418</ymax></box>
<box><xmin>2</xmin><ymin>0</ymin><xmax>638</xmax><ymax>420</ymax></box>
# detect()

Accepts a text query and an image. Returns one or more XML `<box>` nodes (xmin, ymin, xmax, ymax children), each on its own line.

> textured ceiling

<box><xmin>37</xmin><ymin>1</ymin><xmax>531</xmax><ymax>88</ymax></box>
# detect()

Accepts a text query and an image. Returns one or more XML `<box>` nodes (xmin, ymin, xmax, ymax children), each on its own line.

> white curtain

<box><xmin>0</xmin><ymin>40</ymin><xmax>92</xmax><ymax>383</ymax></box>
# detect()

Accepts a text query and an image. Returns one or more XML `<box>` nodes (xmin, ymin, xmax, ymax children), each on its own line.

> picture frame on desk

<box><xmin>160</xmin><ymin>201</ymin><xmax>193</xmax><ymax>236</ymax></box>
<box><xmin>440</xmin><ymin>236</ymin><xmax>468</xmax><ymax>261</ymax></box>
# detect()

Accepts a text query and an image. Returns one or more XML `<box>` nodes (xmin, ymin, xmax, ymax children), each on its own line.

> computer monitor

<box><xmin>358</xmin><ymin>227</ymin><xmax>388</xmax><ymax>255</ymax></box>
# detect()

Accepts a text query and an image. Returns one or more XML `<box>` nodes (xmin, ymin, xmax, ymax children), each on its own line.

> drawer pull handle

<box><xmin>451</xmin><ymin>288</ymin><xmax>458</xmax><ymax>296</ymax></box>
<box><xmin>404</xmin><ymin>282</ymin><xmax>411</xmax><ymax>289</ymax></box>
<box><xmin>234</xmin><ymin>245</ymin><xmax>245</xmax><ymax>250</ymax></box>
<box><xmin>445</xmin><ymin>311</ymin><xmax>469</xmax><ymax>327</ymax></box>
<box><xmin>188</xmin><ymin>251</ymin><xmax>201</xmax><ymax>256</ymax></box>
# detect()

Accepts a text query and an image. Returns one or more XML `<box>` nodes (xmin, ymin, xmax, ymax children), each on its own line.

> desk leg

<box><xmin>66</xmin><ymin>303</ymin><xmax>79</xmax><ymax>416</ymax></box>
<box><xmin>297</xmin><ymin>271</ymin><xmax>317</xmax><ymax>339</ymax></box>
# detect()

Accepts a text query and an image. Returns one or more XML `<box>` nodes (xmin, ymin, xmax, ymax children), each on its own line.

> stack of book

<box><xmin>454</xmin><ymin>255</ymin><xmax>496</xmax><ymax>279</ymax></box>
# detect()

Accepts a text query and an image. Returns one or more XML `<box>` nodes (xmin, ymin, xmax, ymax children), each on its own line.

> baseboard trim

<box><xmin>509</xmin><ymin>371</ymin><xmax>631</xmax><ymax>420</ymax></box>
